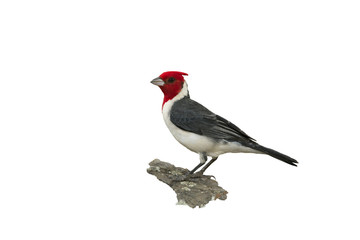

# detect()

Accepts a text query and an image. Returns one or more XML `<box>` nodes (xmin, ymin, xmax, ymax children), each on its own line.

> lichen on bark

<box><xmin>147</xmin><ymin>159</ymin><xmax>228</xmax><ymax>208</ymax></box>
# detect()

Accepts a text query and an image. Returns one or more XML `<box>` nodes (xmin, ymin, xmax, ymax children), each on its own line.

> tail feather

<box><xmin>247</xmin><ymin>142</ymin><xmax>298</xmax><ymax>166</ymax></box>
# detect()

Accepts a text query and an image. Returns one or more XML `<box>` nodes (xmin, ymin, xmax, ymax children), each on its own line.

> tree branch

<box><xmin>147</xmin><ymin>159</ymin><xmax>228</xmax><ymax>208</ymax></box>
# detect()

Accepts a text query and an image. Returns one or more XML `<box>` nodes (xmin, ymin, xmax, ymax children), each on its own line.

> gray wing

<box><xmin>170</xmin><ymin>97</ymin><xmax>255</xmax><ymax>142</ymax></box>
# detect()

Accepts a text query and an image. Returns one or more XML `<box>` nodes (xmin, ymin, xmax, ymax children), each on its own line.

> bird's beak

<box><xmin>151</xmin><ymin>77</ymin><xmax>165</xmax><ymax>86</ymax></box>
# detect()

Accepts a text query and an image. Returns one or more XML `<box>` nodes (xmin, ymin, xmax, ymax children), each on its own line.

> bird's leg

<box><xmin>197</xmin><ymin>157</ymin><xmax>218</xmax><ymax>175</ymax></box>
<box><xmin>189</xmin><ymin>162</ymin><xmax>205</xmax><ymax>174</ymax></box>
<box><xmin>173</xmin><ymin>154</ymin><xmax>217</xmax><ymax>182</ymax></box>
<box><xmin>172</xmin><ymin>154</ymin><xmax>207</xmax><ymax>182</ymax></box>
<box><xmin>188</xmin><ymin>156</ymin><xmax>218</xmax><ymax>180</ymax></box>
<box><xmin>189</xmin><ymin>153</ymin><xmax>207</xmax><ymax>174</ymax></box>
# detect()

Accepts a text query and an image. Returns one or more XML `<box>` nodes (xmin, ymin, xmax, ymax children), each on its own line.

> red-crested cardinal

<box><xmin>151</xmin><ymin>71</ymin><xmax>298</xmax><ymax>175</ymax></box>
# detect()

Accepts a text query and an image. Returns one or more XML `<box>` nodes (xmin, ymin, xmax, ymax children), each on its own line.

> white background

<box><xmin>1</xmin><ymin>0</ymin><xmax>359</xmax><ymax>239</ymax></box>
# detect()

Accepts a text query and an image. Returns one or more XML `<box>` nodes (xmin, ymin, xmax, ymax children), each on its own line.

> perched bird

<box><xmin>151</xmin><ymin>71</ymin><xmax>298</xmax><ymax>175</ymax></box>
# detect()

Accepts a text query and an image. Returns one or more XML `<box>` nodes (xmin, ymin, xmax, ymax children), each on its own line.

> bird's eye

<box><xmin>168</xmin><ymin>77</ymin><xmax>175</xmax><ymax>83</ymax></box>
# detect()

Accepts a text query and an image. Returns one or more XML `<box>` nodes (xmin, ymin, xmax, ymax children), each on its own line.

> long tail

<box><xmin>247</xmin><ymin>142</ymin><xmax>298</xmax><ymax>166</ymax></box>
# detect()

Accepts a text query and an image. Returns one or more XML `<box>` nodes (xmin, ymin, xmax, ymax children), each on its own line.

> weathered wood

<box><xmin>147</xmin><ymin>159</ymin><xmax>228</xmax><ymax>208</ymax></box>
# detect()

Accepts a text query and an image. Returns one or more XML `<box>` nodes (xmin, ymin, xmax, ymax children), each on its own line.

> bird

<box><xmin>151</xmin><ymin>71</ymin><xmax>298</xmax><ymax>176</ymax></box>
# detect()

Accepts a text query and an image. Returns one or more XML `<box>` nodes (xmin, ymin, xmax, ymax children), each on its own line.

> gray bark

<box><xmin>147</xmin><ymin>159</ymin><xmax>228</xmax><ymax>208</ymax></box>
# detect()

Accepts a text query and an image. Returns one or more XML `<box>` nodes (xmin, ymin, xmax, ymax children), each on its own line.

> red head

<box><xmin>151</xmin><ymin>71</ymin><xmax>188</xmax><ymax>107</ymax></box>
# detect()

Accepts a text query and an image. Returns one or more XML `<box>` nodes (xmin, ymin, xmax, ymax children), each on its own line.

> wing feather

<box><xmin>170</xmin><ymin>97</ymin><xmax>255</xmax><ymax>143</ymax></box>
